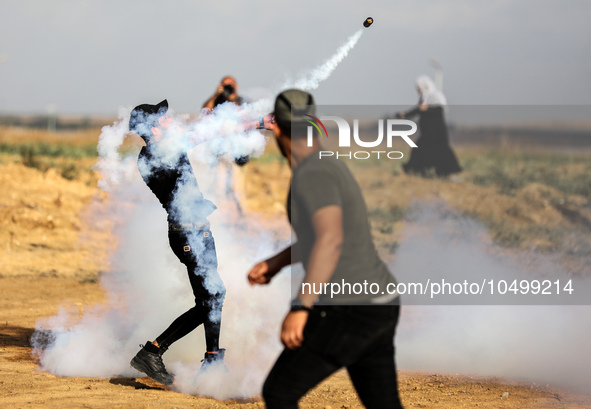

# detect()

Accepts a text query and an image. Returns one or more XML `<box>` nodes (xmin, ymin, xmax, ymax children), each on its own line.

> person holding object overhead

<box><xmin>397</xmin><ymin>75</ymin><xmax>462</xmax><ymax>177</ymax></box>
<box><xmin>128</xmin><ymin>99</ymin><xmax>273</xmax><ymax>385</ymax></box>
<box><xmin>248</xmin><ymin>90</ymin><xmax>404</xmax><ymax>408</ymax></box>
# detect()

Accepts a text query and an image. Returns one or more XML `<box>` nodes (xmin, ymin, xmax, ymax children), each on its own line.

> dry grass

<box><xmin>1</xmin><ymin>129</ymin><xmax>591</xmax><ymax>408</ymax></box>
<box><xmin>0</xmin><ymin>125</ymin><xmax>142</xmax><ymax>157</ymax></box>
<box><xmin>0</xmin><ymin>126</ymin><xmax>102</xmax><ymax>146</ymax></box>
<box><xmin>0</xmin><ymin>126</ymin><xmax>144</xmax><ymax>181</ymax></box>
<box><xmin>2</xmin><ymin>128</ymin><xmax>590</xmax><ymax>273</ymax></box>
<box><xmin>342</xmin><ymin>144</ymin><xmax>591</xmax><ymax>271</ymax></box>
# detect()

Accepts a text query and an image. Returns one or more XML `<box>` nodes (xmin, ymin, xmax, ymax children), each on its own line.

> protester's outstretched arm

<box><xmin>243</xmin><ymin>113</ymin><xmax>275</xmax><ymax>133</ymax></box>
<box><xmin>188</xmin><ymin>113</ymin><xmax>275</xmax><ymax>148</ymax></box>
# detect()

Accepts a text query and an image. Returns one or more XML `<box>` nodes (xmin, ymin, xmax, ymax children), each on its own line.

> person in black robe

<box><xmin>396</xmin><ymin>75</ymin><xmax>462</xmax><ymax>177</ymax></box>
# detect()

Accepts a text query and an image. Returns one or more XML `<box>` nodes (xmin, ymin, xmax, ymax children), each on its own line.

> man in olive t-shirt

<box><xmin>248</xmin><ymin>89</ymin><xmax>404</xmax><ymax>409</ymax></box>
<box><xmin>289</xmin><ymin>153</ymin><xmax>397</xmax><ymax>305</ymax></box>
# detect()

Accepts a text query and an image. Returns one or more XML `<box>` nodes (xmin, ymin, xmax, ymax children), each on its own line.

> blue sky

<box><xmin>1</xmin><ymin>0</ymin><xmax>590</xmax><ymax>114</ymax></box>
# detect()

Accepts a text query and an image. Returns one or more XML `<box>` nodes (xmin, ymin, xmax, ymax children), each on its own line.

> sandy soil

<box><xmin>1</xmin><ymin>158</ymin><xmax>590</xmax><ymax>409</ymax></box>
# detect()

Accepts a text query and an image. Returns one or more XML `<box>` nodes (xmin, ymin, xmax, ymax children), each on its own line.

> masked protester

<box><xmin>129</xmin><ymin>100</ymin><xmax>272</xmax><ymax>385</ymax></box>
<box><xmin>126</xmin><ymin>99</ymin><xmax>226</xmax><ymax>385</ymax></box>
<box><xmin>247</xmin><ymin>90</ymin><xmax>404</xmax><ymax>409</ymax></box>
<box><xmin>127</xmin><ymin>100</ymin><xmax>272</xmax><ymax>385</ymax></box>
<box><xmin>397</xmin><ymin>75</ymin><xmax>462</xmax><ymax>177</ymax></box>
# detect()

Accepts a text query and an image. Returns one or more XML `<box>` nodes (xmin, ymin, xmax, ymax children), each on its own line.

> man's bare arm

<box><xmin>298</xmin><ymin>205</ymin><xmax>343</xmax><ymax>307</ymax></box>
<box><xmin>280</xmin><ymin>205</ymin><xmax>343</xmax><ymax>349</ymax></box>
<box><xmin>248</xmin><ymin>243</ymin><xmax>299</xmax><ymax>285</ymax></box>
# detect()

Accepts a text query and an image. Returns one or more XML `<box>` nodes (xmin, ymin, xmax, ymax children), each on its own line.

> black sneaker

<box><xmin>130</xmin><ymin>341</ymin><xmax>174</xmax><ymax>385</ymax></box>
<box><xmin>198</xmin><ymin>348</ymin><xmax>228</xmax><ymax>375</ymax></box>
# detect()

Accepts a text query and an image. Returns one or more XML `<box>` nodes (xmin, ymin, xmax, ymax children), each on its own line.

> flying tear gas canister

<box><xmin>363</xmin><ymin>17</ymin><xmax>373</xmax><ymax>28</ymax></box>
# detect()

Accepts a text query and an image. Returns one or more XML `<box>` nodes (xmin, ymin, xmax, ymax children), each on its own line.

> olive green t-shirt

<box><xmin>288</xmin><ymin>154</ymin><xmax>398</xmax><ymax>304</ymax></box>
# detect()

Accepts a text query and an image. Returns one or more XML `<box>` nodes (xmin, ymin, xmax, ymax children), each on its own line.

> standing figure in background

<box><xmin>202</xmin><ymin>75</ymin><xmax>245</xmax><ymax>111</ymax></box>
<box><xmin>397</xmin><ymin>75</ymin><xmax>462</xmax><ymax>177</ymax></box>
<box><xmin>202</xmin><ymin>76</ymin><xmax>248</xmax><ymax>215</ymax></box>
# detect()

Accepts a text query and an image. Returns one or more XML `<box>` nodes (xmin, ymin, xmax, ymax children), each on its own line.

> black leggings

<box><xmin>155</xmin><ymin>229</ymin><xmax>225</xmax><ymax>352</ymax></box>
<box><xmin>263</xmin><ymin>304</ymin><xmax>404</xmax><ymax>409</ymax></box>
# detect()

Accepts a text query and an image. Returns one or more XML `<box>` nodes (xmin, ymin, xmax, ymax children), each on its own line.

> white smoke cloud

<box><xmin>32</xmin><ymin>94</ymin><xmax>288</xmax><ymax>399</ymax></box>
<box><xmin>33</xmin><ymin>174</ymin><xmax>293</xmax><ymax>397</ymax></box>
<box><xmin>32</xmin><ymin>28</ymin><xmax>365</xmax><ymax>400</ymax></box>
<box><xmin>397</xmin><ymin>304</ymin><xmax>591</xmax><ymax>392</ymax></box>
<box><xmin>393</xmin><ymin>201</ymin><xmax>591</xmax><ymax>393</ymax></box>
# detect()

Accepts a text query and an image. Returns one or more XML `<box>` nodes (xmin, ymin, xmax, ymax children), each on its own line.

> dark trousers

<box><xmin>155</xmin><ymin>229</ymin><xmax>226</xmax><ymax>352</ymax></box>
<box><xmin>263</xmin><ymin>304</ymin><xmax>403</xmax><ymax>409</ymax></box>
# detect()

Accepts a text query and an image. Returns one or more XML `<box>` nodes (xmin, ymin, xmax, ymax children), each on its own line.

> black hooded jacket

<box><xmin>138</xmin><ymin>144</ymin><xmax>216</xmax><ymax>225</ymax></box>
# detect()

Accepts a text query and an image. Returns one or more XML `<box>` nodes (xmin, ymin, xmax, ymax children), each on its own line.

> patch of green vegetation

<box><xmin>249</xmin><ymin>152</ymin><xmax>285</xmax><ymax>163</ymax></box>
<box><xmin>59</xmin><ymin>163</ymin><xmax>80</xmax><ymax>180</ymax></box>
<box><xmin>15</xmin><ymin>146</ymin><xmax>85</xmax><ymax>181</ymax></box>
<box><xmin>368</xmin><ymin>205</ymin><xmax>406</xmax><ymax>236</ymax></box>
<box><xmin>79</xmin><ymin>275</ymin><xmax>99</xmax><ymax>284</ymax></box>
<box><xmin>0</xmin><ymin>142</ymin><xmax>97</xmax><ymax>158</ymax></box>
<box><xmin>383</xmin><ymin>241</ymin><xmax>399</xmax><ymax>254</ymax></box>
<box><xmin>477</xmin><ymin>211</ymin><xmax>566</xmax><ymax>252</ymax></box>
<box><xmin>346</xmin><ymin>151</ymin><xmax>406</xmax><ymax>172</ymax></box>
<box><xmin>368</xmin><ymin>205</ymin><xmax>406</xmax><ymax>224</ymax></box>
<box><xmin>463</xmin><ymin>150</ymin><xmax>591</xmax><ymax>198</ymax></box>
<box><xmin>20</xmin><ymin>145</ymin><xmax>43</xmax><ymax>170</ymax></box>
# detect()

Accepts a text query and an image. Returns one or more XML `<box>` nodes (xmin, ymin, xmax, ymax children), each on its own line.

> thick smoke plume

<box><xmin>32</xmin><ymin>28</ymin><xmax>365</xmax><ymax>399</ymax></box>
<box><xmin>33</xmin><ymin>172</ymin><xmax>292</xmax><ymax>397</ymax></box>
<box><xmin>32</xmin><ymin>100</ymin><xmax>290</xmax><ymax>398</ymax></box>
<box><xmin>393</xmin><ymin>202</ymin><xmax>591</xmax><ymax>393</ymax></box>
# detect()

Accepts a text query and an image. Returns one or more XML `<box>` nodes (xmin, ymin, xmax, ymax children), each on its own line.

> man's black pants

<box><xmin>155</xmin><ymin>229</ymin><xmax>226</xmax><ymax>352</ymax></box>
<box><xmin>263</xmin><ymin>304</ymin><xmax>404</xmax><ymax>409</ymax></box>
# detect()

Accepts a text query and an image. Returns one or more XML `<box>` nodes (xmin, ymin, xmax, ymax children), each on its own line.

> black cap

<box><xmin>273</xmin><ymin>90</ymin><xmax>316</xmax><ymax>136</ymax></box>
<box><xmin>129</xmin><ymin>99</ymin><xmax>168</xmax><ymax>141</ymax></box>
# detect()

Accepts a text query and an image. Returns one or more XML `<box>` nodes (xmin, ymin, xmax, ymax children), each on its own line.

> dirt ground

<box><xmin>1</xmin><ymin>154</ymin><xmax>591</xmax><ymax>408</ymax></box>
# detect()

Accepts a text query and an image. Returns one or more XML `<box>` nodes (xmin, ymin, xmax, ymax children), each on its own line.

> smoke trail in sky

<box><xmin>287</xmin><ymin>29</ymin><xmax>364</xmax><ymax>92</ymax></box>
<box><xmin>246</xmin><ymin>29</ymin><xmax>365</xmax><ymax>116</ymax></box>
